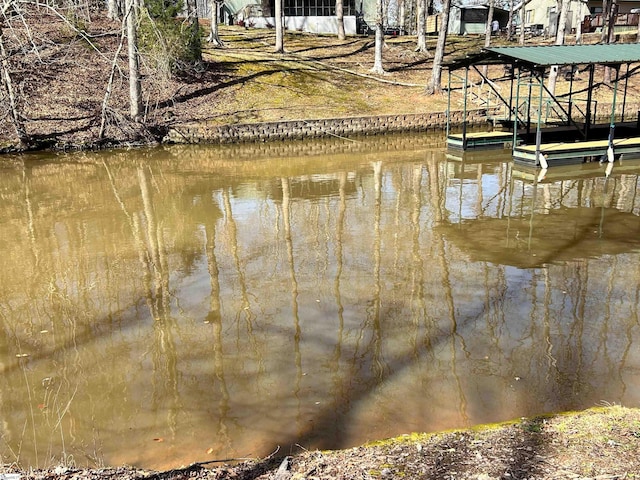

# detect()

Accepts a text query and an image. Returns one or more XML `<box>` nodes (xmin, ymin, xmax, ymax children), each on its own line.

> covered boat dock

<box><xmin>445</xmin><ymin>43</ymin><xmax>640</xmax><ymax>168</ymax></box>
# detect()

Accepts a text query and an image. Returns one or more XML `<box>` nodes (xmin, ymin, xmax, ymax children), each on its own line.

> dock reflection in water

<box><xmin>0</xmin><ymin>135</ymin><xmax>639</xmax><ymax>470</ymax></box>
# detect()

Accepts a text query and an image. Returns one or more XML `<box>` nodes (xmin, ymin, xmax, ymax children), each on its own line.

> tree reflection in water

<box><xmin>1</xmin><ymin>135</ymin><xmax>640</xmax><ymax>470</ymax></box>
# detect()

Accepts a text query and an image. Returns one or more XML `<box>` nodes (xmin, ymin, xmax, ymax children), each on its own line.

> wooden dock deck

<box><xmin>447</xmin><ymin>131</ymin><xmax>516</xmax><ymax>151</ymax></box>
<box><xmin>513</xmin><ymin>137</ymin><xmax>640</xmax><ymax>167</ymax></box>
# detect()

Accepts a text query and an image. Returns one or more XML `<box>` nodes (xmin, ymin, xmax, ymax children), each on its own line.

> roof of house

<box><xmin>446</xmin><ymin>43</ymin><xmax>640</xmax><ymax>70</ymax></box>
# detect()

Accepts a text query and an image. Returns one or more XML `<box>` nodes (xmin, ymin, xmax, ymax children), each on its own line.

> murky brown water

<box><xmin>1</xmin><ymin>133</ymin><xmax>640</xmax><ymax>470</ymax></box>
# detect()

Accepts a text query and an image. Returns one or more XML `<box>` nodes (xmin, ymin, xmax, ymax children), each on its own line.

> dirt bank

<box><xmin>3</xmin><ymin>406</ymin><xmax>638</xmax><ymax>480</ymax></box>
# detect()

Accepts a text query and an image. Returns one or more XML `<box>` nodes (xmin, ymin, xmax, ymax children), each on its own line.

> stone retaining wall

<box><xmin>164</xmin><ymin>109</ymin><xmax>492</xmax><ymax>144</ymax></box>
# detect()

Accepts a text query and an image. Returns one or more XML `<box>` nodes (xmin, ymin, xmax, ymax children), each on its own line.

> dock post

<box><xmin>606</xmin><ymin>65</ymin><xmax>620</xmax><ymax>163</ymax></box>
<box><xmin>622</xmin><ymin>63</ymin><xmax>629</xmax><ymax>122</ymax></box>
<box><xmin>446</xmin><ymin>68</ymin><xmax>451</xmax><ymax>137</ymax></box>
<box><xmin>512</xmin><ymin>68</ymin><xmax>521</xmax><ymax>151</ymax></box>
<box><xmin>526</xmin><ymin>78</ymin><xmax>532</xmax><ymax>135</ymax></box>
<box><xmin>609</xmin><ymin>65</ymin><xmax>620</xmax><ymax>140</ymax></box>
<box><xmin>508</xmin><ymin>63</ymin><xmax>514</xmax><ymax>124</ymax></box>
<box><xmin>462</xmin><ymin>66</ymin><xmax>468</xmax><ymax>150</ymax></box>
<box><xmin>535</xmin><ymin>69</ymin><xmax>544</xmax><ymax>167</ymax></box>
<box><xmin>585</xmin><ymin>64</ymin><xmax>595</xmax><ymax>140</ymax></box>
<box><xmin>567</xmin><ymin>64</ymin><xmax>574</xmax><ymax>126</ymax></box>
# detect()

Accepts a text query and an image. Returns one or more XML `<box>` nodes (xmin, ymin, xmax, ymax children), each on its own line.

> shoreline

<box><xmin>0</xmin><ymin>109</ymin><xmax>490</xmax><ymax>156</ymax></box>
<box><xmin>4</xmin><ymin>406</ymin><xmax>640</xmax><ymax>479</ymax></box>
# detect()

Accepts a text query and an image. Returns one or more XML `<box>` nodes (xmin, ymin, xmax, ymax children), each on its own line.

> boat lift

<box><xmin>445</xmin><ymin>43</ymin><xmax>640</xmax><ymax>167</ymax></box>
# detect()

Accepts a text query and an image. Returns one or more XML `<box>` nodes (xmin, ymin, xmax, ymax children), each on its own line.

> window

<box><xmin>462</xmin><ymin>9</ymin><xmax>485</xmax><ymax>23</ymax></box>
<box><xmin>282</xmin><ymin>0</ymin><xmax>357</xmax><ymax>16</ymax></box>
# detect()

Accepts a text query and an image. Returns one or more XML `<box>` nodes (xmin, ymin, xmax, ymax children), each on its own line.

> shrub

<box><xmin>137</xmin><ymin>0</ymin><xmax>202</xmax><ymax>78</ymax></box>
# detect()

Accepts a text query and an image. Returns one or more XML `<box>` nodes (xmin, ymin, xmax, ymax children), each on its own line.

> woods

<box><xmin>0</xmin><ymin>0</ymin><xmax>203</xmax><ymax>149</ymax></box>
<box><xmin>0</xmin><ymin>0</ymin><xmax>629</xmax><ymax>152</ymax></box>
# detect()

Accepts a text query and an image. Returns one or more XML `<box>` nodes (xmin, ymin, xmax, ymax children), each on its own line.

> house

<box><xmin>426</xmin><ymin>3</ymin><xmax>510</xmax><ymax>36</ymax></box>
<box><xmin>201</xmin><ymin>0</ymin><xmax>377</xmax><ymax>35</ymax></box>
<box><xmin>581</xmin><ymin>0</ymin><xmax>640</xmax><ymax>34</ymax></box>
<box><xmin>448</xmin><ymin>5</ymin><xmax>510</xmax><ymax>35</ymax></box>
<box><xmin>520</xmin><ymin>0</ymin><xmax>640</xmax><ymax>37</ymax></box>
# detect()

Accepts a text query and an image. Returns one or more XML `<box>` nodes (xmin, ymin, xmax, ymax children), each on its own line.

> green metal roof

<box><xmin>486</xmin><ymin>43</ymin><xmax>640</xmax><ymax>67</ymax></box>
<box><xmin>446</xmin><ymin>43</ymin><xmax>640</xmax><ymax>70</ymax></box>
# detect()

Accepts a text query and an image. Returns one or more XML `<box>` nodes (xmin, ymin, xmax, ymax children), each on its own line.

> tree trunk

<box><xmin>576</xmin><ymin>1</ymin><xmax>584</xmax><ymax>44</ymax></box>
<box><xmin>208</xmin><ymin>0</ymin><xmax>223</xmax><ymax>46</ymax></box>
<box><xmin>507</xmin><ymin>0</ymin><xmax>514</xmax><ymax>41</ymax></box>
<box><xmin>406</xmin><ymin>0</ymin><xmax>415</xmax><ymax>35</ymax></box>
<box><xmin>371</xmin><ymin>0</ymin><xmax>385</xmax><ymax>74</ymax></box>
<box><xmin>548</xmin><ymin>0</ymin><xmax>570</xmax><ymax>94</ymax></box>
<box><xmin>185</xmin><ymin>0</ymin><xmax>202</xmax><ymax>61</ymax></box>
<box><xmin>607</xmin><ymin>0</ymin><xmax>618</xmax><ymax>44</ymax></box>
<box><xmin>415</xmin><ymin>0</ymin><xmax>427</xmax><ymax>53</ymax></box>
<box><xmin>519</xmin><ymin>3</ymin><xmax>526</xmax><ymax>45</ymax></box>
<box><xmin>601</xmin><ymin>0</ymin><xmax>611</xmax><ymax>43</ymax></box>
<box><xmin>482</xmin><ymin>0</ymin><xmax>494</xmax><ymax>76</ymax></box>
<box><xmin>126</xmin><ymin>0</ymin><xmax>142</xmax><ymax>120</ymax></box>
<box><xmin>0</xmin><ymin>25</ymin><xmax>28</xmax><ymax>144</ymax></box>
<box><xmin>603</xmin><ymin>0</ymin><xmax>618</xmax><ymax>83</ymax></box>
<box><xmin>107</xmin><ymin>0</ymin><xmax>122</xmax><ymax>20</ymax></box>
<box><xmin>426</xmin><ymin>0</ymin><xmax>450</xmax><ymax>94</ymax></box>
<box><xmin>275</xmin><ymin>0</ymin><xmax>284</xmax><ymax>52</ymax></box>
<box><xmin>484</xmin><ymin>0</ymin><xmax>494</xmax><ymax>47</ymax></box>
<box><xmin>336</xmin><ymin>0</ymin><xmax>346</xmax><ymax>40</ymax></box>
<box><xmin>398</xmin><ymin>0</ymin><xmax>405</xmax><ymax>36</ymax></box>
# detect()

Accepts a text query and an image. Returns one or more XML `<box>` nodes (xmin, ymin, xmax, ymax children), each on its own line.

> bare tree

<box><xmin>507</xmin><ymin>0</ymin><xmax>515</xmax><ymax>40</ymax></box>
<box><xmin>371</xmin><ymin>0</ymin><xmax>386</xmax><ymax>74</ymax></box>
<box><xmin>0</xmin><ymin>0</ymin><xmax>26</xmax><ymax>143</ymax></box>
<box><xmin>606</xmin><ymin>0</ymin><xmax>618</xmax><ymax>44</ymax></box>
<box><xmin>107</xmin><ymin>0</ymin><xmax>122</xmax><ymax>20</ymax></box>
<box><xmin>601</xmin><ymin>0</ymin><xmax>612</xmax><ymax>43</ymax></box>
<box><xmin>415</xmin><ymin>0</ymin><xmax>427</xmax><ymax>53</ymax></box>
<box><xmin>484</xmin><ymin>0</ymin><xmax>494</xmax><ymax>45</ymax></box>
<box><xmin>602</xmin><ymin>0</ymin><xmax>618</xmax><ymax>83</ymax></box>
<box><xmin>426</xmin><ymin>0</ymin><xmax>451</xmax><ymax>93</ymax></box>
<box><xmin>398</xmin><ymin>0</ymin><xmax>406</xmax><ymax>36</ymax></box>
<box><xmin>126</xmin><ymin>0</ymin><xmax>142</xmax><ymax>120</ymax></box>
<box><xmin>185</xmin><ymin>0</ymin><xmax>202</xmax><ymax>61</ymax></box>
<box><xmin>336</xmin><ymin>0</ymin><xmax>346</xmax><ymax>40</ymax></box>
<box><xmin>0</xmin><ymin>20</ymin><xmax>27</xmax><ymax>144</ymax></box>
<box><xmin>405</xmin><ymin>0</ymin><xmax>416</xmax><ymax>34</ymax></box>
<box><xmin>275</xmin><ymin>0</ymin><xmax>284</xmax><ymax>52</ymax></box>
<box><xmin>547</xmin><ymin>0</ymin><xmax>570</xmax><ymax>94</ymax></box>
<box><xmin>208</xmin><ymin>0</ymin><xmax>224</xmax><ymax>46</ymax></box>
<box><xmin>519</xmin><ymin>0</ymin><xmax>526</xmax><ymax>44</ymax></box>
<box><xmin>482</xmin><ymin>0</ymin><xmax>495</xmax><ymax>76</ymax></box>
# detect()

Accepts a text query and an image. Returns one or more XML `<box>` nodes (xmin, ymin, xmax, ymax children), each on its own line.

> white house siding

<box><xmin>194</xmin><ymin>0</ymin><xmax>388</xmax><ymax>34</ymax></box>
<box><xmin>245</xmin><ymin>14</ymin><xmax>357</xmax><ymax>33</ymax></box>
<box><xmin>448</xmin><ymin>6</ymin><xmax>462</xmax><ymax>34</ymax></box>
<box><xmin>522</xmin><ymin>0</ymin><xmax>589</xmax><ymax>36</ymax></box>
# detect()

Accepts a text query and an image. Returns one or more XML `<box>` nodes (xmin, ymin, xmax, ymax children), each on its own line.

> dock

<box><xmin>447</xmin><ymin>131</ymin><xmax>515</xmax><ymax>150</ymax></box>
<box><xmin>513</xmin><ymin>137</ymin><xmax>640</xmax><ymax>167</ymax></box>
<box><xmin>444</xmin><ymin>44</ymin><xmax>640</xmax><ymax>168</ymax></box>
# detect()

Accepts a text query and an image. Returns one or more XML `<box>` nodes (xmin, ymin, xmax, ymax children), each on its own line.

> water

<box><xmin>1</xmin><ymin>133</ymin><xmax>639</xmax><ymax>470</ymax></box>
